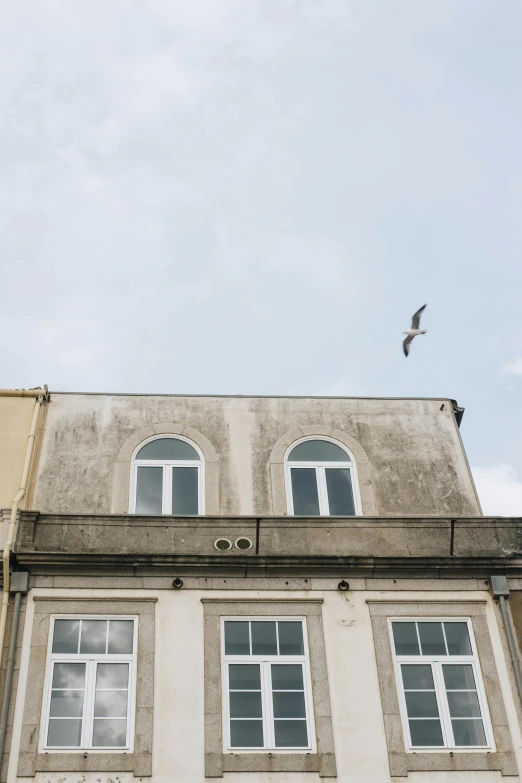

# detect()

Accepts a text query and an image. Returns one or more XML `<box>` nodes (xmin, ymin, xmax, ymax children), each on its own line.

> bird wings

<box><xmin>411</xmin><ymin>304</ymin><xmax>427</xmax><ymax>330</ymax></box>
<box><xmin>403</xmin><ymin>335</ymin><xmax>414</xmax><ymax>357</ymax></box>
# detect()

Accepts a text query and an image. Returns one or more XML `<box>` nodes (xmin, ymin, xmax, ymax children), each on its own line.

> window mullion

<box><xmin>433</xmin><ymin>660</ymin><xmax>453</xmax><ymax>748</ymax></box>
<box><xmin>163</xmin><ymin>465</ymin><xmax>170</xmax><ymax>514</ymax></box>
<box><xmin>263</xmin><ymin>661</ymin><xmax>274</xmax><ymax>750</ymax></box>
<box><xmin>84</xmin><ymin>659</ymin><xmax>95</xmax><ymax>749</ymax></box>
<box><xmin>317</xmin><ymin>467</ymin><xmax>328</xmax><ymax>515</ymax></box>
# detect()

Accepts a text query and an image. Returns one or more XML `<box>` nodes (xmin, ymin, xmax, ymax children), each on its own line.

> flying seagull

<box><xmin>403</xmin><ymin>304</ymin><xmax>427</xmax><ymax>357</ymax></box>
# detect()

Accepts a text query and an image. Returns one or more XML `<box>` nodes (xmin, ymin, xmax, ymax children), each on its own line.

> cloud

<box><xmin>502</xmin><ymin>358</ymin><xmax>522</xmax><ymax>376</ymax></box>
<box><xmin>472</xmin><ymin>464</ymin><xmax>522</xmax><ymax>516</ymax></box>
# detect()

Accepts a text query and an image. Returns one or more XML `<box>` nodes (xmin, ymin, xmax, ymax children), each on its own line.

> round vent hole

<box><xmin>215</xmin><ymin>538</ymin><xmax>232</xmax><ymax>551</ymax></box>
<box><xmin>235</xmin><ymin>537</ymin><xmax>253</xmax><ymax>550</ymax></box>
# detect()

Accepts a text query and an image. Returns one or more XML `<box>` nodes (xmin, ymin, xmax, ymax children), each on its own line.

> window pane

<box><xmin>418</xmin><ymin>623</ymin><xmax>446</xmax><ymax>656</ymax></box>
<box><xmin>94</xmin><ymin>691</ymin><xmax>129</xmax><ymax>718</ymax></box>
<box><xmin>96</xmin><ymin>663</ymin><xmax>129</xmax><ymax>689</ymax></box>
<box><xmin>136</xmin><ymin>438</ymin><xmax>199</xmax><ymax>460</ymax></box>
<box><xmin>230</xmin><ymin>691</ymin><xmax>262</xmax><ymax>718</ymax></box>
<box><xmin>50</xmin><ymin>690</ymin><xmax>84</xmax><ymax>718</ymax></box>
<box><xmin>443</xmin><ymin>664</ymin><xmax>476</xmax><ymax>691</ymax></box>
<box><xmin>289</xmin><ymin>440</ymin><xmax>348</xmax><ymax>462</ymax></box>
<box><xmin>230</xmin><ymin>720</ymin><xmax>264</xmax><ymax>747</ymax></box>
<box><xmin>291</xmin><ymin>468</ymin><xmax>320</xmax><ymax>515</ymax></box>
<box><xmin>92</xmin><ymin>719</ymin><xmax>127</xmax><ymax>747</ymax></box>
<box><xmin>52</xmin><ymin>663</ymin><xmax>86</xmax><ymax>690</ymax></box>
<box><xmin>172</xmin><ymin>467</ymin><xmax>199</xmax><ymax>515</ymax></box>
<box><xmin>274</xmin><ymin>720</ymin><xmax>308</xmax><ymax>747</ymax></box>
<box><xmin>271</xmin><ymin>664</ymin><xmax>304</xmax><ymax>691</ymax></box>
<box><xmin>108</xmin><ymin>620</ymin><xmax>134</xmax><ymax>654</ymax></box>
<box><xmin>409</xmin><ymin>719</ymin><xmax>444</xmax><ymax>746</ymax></box>
<box><xmin>80</xmin><ymin>620</ymin><xmax>107</xmax><ymax>654</ymax></box>
<box><xmin>447</xmin><ymin>691</ymin><xmax>482</xmax><ymax>718</ymax></box>
<box><xmin>273</xmin><ymin>691</ymin><xmax>306</xmax><ymax>718</ymax></box>
<box><xmin>325</xmin><ymin>469</ymin><xmax>355</xmax><ymax>515</ymax></box>
<box><xmin>251</xmin><ymin>622</ymin><xmax>277</xmax><ymax>655</ymax></box>
<box><xmin>278</xmin><ymin>622</ymin><xmax>304</xmax><ymax>655</ymax></box>
<box><xmin>52</xmin><ymin>620</ymin><xmax>80</xmax><ymax>654</ymax></box>
<box><xmin>135</xmin><ymin>466</ymin><xmax>163</xmax><ymax>514</ymax></box>
<box><xmin>401</xmin><ymin>665</ymin><xmax>434</xmax><ymax>690</ymax></box>
<box><xmin>405</xmin><ymin>692</ymin><xmax>439</xmax><ymax>718</ymax></box>
<box><xmin>225</xmin><ymin>622</ymin><xmax>250</xmax><ymax>655</ymax></box>
<box><xmin>229</xmin><ymin>665</ymin><xmax>261</xmax><ymax>690</ymax></box>
<box><xmin>47</xmin><ymin>719</ymin><xmax>82</xmax><ymax>747</ymax></box>
<box><xmin>392</xmin><ymin>623</ymin><xmax>420</xmax><ymax>656</ymax></box>
<box><xmin>444</xmin><ymin>623</ymin><xmax>472</xmax><ymax>655</ymax></box>
<box><xmin>452</xmin><ymin>718</ymin><xmax>486</xmax><ymax>746</ymax></box>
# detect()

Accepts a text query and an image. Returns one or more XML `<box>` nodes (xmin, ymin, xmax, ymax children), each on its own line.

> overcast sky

<box><xmin>1</xmin><ymin>1</ymin><xmax>521</xmax><ymax>514</ymax></box>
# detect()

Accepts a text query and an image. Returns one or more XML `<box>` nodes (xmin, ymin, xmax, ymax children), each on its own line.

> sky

<box><xmin>1</xmin><ymin>1</ymin><xmax>522</xmax><ymax>514</ymax></box>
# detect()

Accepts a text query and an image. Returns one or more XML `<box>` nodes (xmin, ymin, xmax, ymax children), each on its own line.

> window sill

<box><xmin>19</xmin><ymin>751</ymin><xmax>152</xmax><ymax>777</ymax></box>
<box><xmin>206</xmin><ymin>751</ymin><xmax>336</xmax><ymax>777</ymax></box>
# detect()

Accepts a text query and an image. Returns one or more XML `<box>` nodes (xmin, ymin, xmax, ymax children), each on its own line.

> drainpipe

<box><xmin>0</xmin><ymin>390</ymin><xmax>46</xmax><ymax>672</ymax></box>
<box><xmin>490</xmin><ymin>575</ymin><xmax>522</xmax><ymax>706</ymax></box>
<box><xmin>0</xmin><ymin>572</ymin><xmax>28</xmax><ymax>768</ymax></box>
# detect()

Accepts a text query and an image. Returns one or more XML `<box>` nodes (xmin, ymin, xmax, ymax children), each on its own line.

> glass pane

<box><xmin>251</xmin><ymin>622</ymin><xmax>277</xmax><ymax>655</ymax></box>
<box><xmin>135</xmin><ymin>467</ymin><xmax>163</xmax><ymax>514</ymax></box>
<box><xmin>392</xmin><ymin>623</ymin><xmax>420</xmax><ymax>656</ymax></box>
<box><xmin>289</xmin><ymin>440</ymin><xmax>349</xmax><ymax>462</ymax></box>
<box><xmin>94</xmin><ymin>691</ymin><xmax>128</xmax><ymax>718</ymax></box>
<box><xmin>136</xmin><ymin>438</ymin><xmax>199</xmax><ymax>460</ymax></box>
<box><xmin>52</xmin><ymin>620</ymin><xmax>80</xmax><ymax>654</ymax></box>
<box><xmin>274</xmin><ymin>720</ymin><xmax>308</xmax><ymax>747</ymax></box>
<box><xmin>225</xmin><ymin>622</ymin><xmax>250</xmax><ymax>655</ymax></box>
<box><xmin>172</xmin><ymin>467</ymin><xmax>199</xmax><ymax>514</ymax></box>
<box><xmin>80</xmin><ymin>620</ymin><xmax>107</xmax><ymax>654</ymax></box>
<box><xmin>271</xmin><ymin>664</ymin><xmax>304</xmax><ymax>691</ymax></box>
<box><xmin>229</xmin><ymin>664</ymin><xmax>261</xmax><ymax>690</ymax></box>
<box><xmin>444</xmin><ymin>623</ymin><xmax>472</xmax><ymax>655</ymax></box>
<box><xmin>273</xmin><ymin>691</ymin><xmax>306</xmax><ymax>718</ymax></box>
<box><xmin>405</xmin><ymin>692</ymin><xmax>439</xmax><ymax>718</ymax></box>
<box><xmin>401</xmin><ymin>665</ymin><xmax>435</xmax><ymax>690</ymax></box>
<box><xmin>230</xmin><ymin>691</ymin><xmax>262</xmax><ymax>718</ymax></box>
<box><xmin>52</xmin><ymin>663</ymin><xmax>86</xmax><ymax>690</ymax></box>
<box><xmin>443</xmin><ymin>664</ymin><xmax>476</xmax><ymax>691</ymax></box>
<box><xmin>50</xmin><ymin>690</ymin><xmax>84</xmax><ymax>718</ymax></box>
<box><xmin>278</xmin><ymin>622</ymin><xmax>304</xmax><ymax>655</ymax></box>
<box><xmin>230</xmin><ymin>720</ymin><xmax>264</xmax><ymax>747</ymax></box>
<box><xmin>418</xmin><ymin>623</ymin><xmax>446</xmax><ymax>655</ymax></box>
<box><xmin>452</xmin><ymin>718</ymin><xmax>486</xmax><ymax>746</ymax></box>
<box><xmin>409</xmin><ymin>719</ymin><xmax>444</xmax><ymax>746</ymax></box>
<box><xmin>96</xmin><ymin>663</ymin><xmax>129</xmax><ymax>689</ymax></box>
<box><xmin>447</xmin><ymin>691</ymin><xmax>482</xmax><ymax>718</ymax></box>
<box><xmin>108</xmin><ymin>620</ymin><xmax>134</xmax><ymax>654</ymax></box>
<box><xmin>291</xmin><ymin>468</ymin><xmax>320</xmax><ymax>515</ymax></box>
<box><xmin>92</xmin><ymin>719</ymin><xmax>127</xmax><ymax>747</ymax></box>
<box><xmin>47</xmin><ymin>718</ymin><xmax>82</xmax><ymax>747</ymax></box>
<box><xmin>325</xmin><ymin>469</ymin><xmax>355</xmax><ymax>515</ymax></box>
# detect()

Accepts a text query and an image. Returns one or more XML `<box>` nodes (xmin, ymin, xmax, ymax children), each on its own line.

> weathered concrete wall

<box><xmin>6</xmin><ymin>586</ymin><xmax>521</xmax><ymax>783</ymax></box>
<box><xmin>32</xmin><ymin>394</ymin><xmax>481</xmax><ymax>516</ymax></box>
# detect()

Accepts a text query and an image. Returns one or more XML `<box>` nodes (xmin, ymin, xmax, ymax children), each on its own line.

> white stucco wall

<box><xmin>8</xmin><ymin>588</ymin><xmax>521</xmax><ymax>783</ymax></box>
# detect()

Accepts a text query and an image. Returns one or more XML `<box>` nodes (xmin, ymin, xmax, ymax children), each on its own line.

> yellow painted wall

<box><xmin>0</xmin><ymin>396</ymin><xmax>37</xmax><ymax>509</ymax></box>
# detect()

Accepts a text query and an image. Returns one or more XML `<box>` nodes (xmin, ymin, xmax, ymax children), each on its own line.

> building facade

<box><xmin>2</xmin><ymin>391</ymin><xmax>522</xmax><ymax>783</ymax></box>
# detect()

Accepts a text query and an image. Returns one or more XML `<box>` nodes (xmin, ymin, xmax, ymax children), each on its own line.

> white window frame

<box><xmin>389</xmin><ymin>618</ymin><xmax>495</xmax><ymax>753</ymax></box>
<box><xmin>284</xmin><ymin>436</ymin><xmax>362</xmax><ymax>516</ymax></box>
<box><xmin>129</xmin><ymin>434</ymin><xmax>205</xmax><ymax>515</ymax></box>
<box><xmin>221</xmin><ymin>617</ymin><xmax>316</xmax><ymax>754</ymax></box>
<box><xmin>40</xmin><ymin>615</ymin><xmax>138</xmax><ymax>753</ymax></box>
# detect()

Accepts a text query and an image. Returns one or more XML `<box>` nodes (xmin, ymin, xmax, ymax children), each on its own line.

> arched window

<box><xmin>285</xmin><ymin>437</ymin><xmax>359</xmax><ymax>516</ymax></box>
<box><xmin>131</xmin><ymin>436</ymin><xmax>204</xmax><ymax>515</ymax></box>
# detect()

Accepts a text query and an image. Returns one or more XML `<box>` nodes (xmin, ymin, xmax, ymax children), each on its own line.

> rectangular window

<box><xmin>222</xmin><ymin>619</ymin><xmax>314</xmax><ymax>752</ymax></box>
<box><xmin>390</xmin><ymin>620</ymin><xmax>492</xmax><ymax>751</ymax></box>
<box><xmin>43</xmin><ymin>617</ymin><xmax>137</xmax><ymax>751</ymax></box>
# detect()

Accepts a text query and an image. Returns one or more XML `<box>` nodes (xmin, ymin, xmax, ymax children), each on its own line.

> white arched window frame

<box><xmin>284</xmin><ymin>436</ymin><xmax>362</xmax><ymax>517</ymax></box>
<box><xmin>129</xmin><ymin>434</ymin><xmax>205</xmax><ymax>515</ymax></box>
